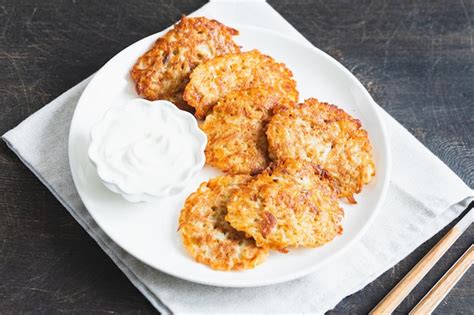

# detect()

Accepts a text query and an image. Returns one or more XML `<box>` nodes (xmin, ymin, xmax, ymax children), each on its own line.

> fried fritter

<box><xmin>225</xmin><ymin>159</ymin><xmax>343</xmax><ymax>252</ymax></box>
<box><xmin>266</xmin><ymin>98</ymin><xmax>376</xmax><ymax>203</ymax></box>
<box><xmin>201</xmin><ymin>87</ymin><xmax>294</xmax><ymax>175</ymax></box>
<box><xmin>183</xmin><ymin>49</ymin><xmax>299</xmax><ymax>119</ymax></box>
<box><xmin>179</xmin><ymin>175</ymin><xmax>269</xmax><ymax>271</ymax></box>
<box><xmin>131</xmin><ymin>16</ymin><xmax>240</xmax><ymax>110</ymax></box>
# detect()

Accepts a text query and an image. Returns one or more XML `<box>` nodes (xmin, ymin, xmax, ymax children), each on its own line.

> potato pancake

<box><xmin>184</xmin><ymin>50</ymin><xmax>298</xmax><ymax>119</ymax></box>
<box><xmin>179</xmin><ymin>175</ymin><xmax>269</xmax><ymax>271</ymax></box>
<box><xmin>201</xmin><ymin>87</ymin><xmax>294</xmax><ymax>175</ymax></box>
<box><xmin>131</xmin><ymin>16</ymin><xmax>240</xmax><ymax>110</ymax></box>
<box><xmin>266</xmin><ymin>99</ymin><xmax>375</xmax><ymax>203</ymax></box>
<box><xmin>225</xmin><ymin>159</ymin><xmax>343</xmax><ymax>252</ymax></box>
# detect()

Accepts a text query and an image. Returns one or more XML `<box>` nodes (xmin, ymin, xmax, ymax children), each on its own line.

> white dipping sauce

<box><xmin>89</xmin><ymin>99</ymin><xmax>206</xmax><ymax>201</ymax></box>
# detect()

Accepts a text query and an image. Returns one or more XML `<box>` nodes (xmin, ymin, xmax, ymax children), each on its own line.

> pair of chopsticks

<box><xmin>371</xmin><ymin>208</ymin><xmax>473</xmax><ymax>314</ymax></box>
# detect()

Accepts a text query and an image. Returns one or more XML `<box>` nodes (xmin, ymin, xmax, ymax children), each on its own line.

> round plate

<box><xmin>69</xmin><ymin>25</ymin><xmax>391</xmax><ymax>287</ymax></box>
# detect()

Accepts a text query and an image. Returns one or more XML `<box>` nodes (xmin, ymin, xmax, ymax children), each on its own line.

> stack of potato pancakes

<box><xmin>131</xmin><ymin>17</ymin><xmax>375</xmax><ymax>271</ymax></box>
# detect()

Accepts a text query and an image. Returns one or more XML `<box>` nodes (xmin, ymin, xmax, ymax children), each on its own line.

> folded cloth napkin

<box><xmin>3</xmin><ymin>1</ymin><xmax>473</xmax><ymax>313</ymax></box>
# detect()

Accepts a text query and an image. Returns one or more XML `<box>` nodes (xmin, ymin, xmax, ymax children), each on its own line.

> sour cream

<box><xmin>88</xmin><ymin>99</ymin><xmax>206</xmax><ymax>202</ymax></box>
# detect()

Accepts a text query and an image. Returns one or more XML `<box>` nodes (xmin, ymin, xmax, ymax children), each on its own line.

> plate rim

<box><xmin>68</xmin><ymin>24</ymin><xmax>392</xmax><ymax>288</ymax></box>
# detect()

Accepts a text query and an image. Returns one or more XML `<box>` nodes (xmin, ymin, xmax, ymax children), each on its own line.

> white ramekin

<box><xmin>88</xmin><ymin>99</ymin><xmax>206</xmax><ymax>202</ymax></box>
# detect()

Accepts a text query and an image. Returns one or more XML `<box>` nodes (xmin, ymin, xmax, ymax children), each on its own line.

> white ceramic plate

<box><xmin>69</xmin><ymin>25</ymin><xmax>391</xmax><ymax>287</ymax></box>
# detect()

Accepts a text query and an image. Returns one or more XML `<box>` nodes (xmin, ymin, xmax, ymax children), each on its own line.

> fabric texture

<box><xmin>3</xmin><ymin>1</ymin><xmax>472</xmax><ymax>313</ymax></box>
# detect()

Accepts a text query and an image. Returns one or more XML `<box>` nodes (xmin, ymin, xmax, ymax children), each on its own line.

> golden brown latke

<box><xmin>201</xmin><ymin>87</ymin><xmax>294</xmax><ymax>175</ymax></box>
<box><xmin>225</xmin><ymin>159</ymin><xmax>344</xmax><ymax>252</ymax></box>
<box><xmin>131</xmin><ymin>16</ymin><xmax>240</xmax><ymax>110</ymax></box>
<box><xmin>183</xmin><ymin>49</ymin><xmax>299</xmax><ymax>119</ymax></box>
<box><xmin>266</xmin><ymin>98</ymin><xmax>376</xmax><ymax>203</ymax></box>
<box><xmin>179</xmin><ymin>175</ymin><xmax>269</xmax><ymax>271</ymax></box>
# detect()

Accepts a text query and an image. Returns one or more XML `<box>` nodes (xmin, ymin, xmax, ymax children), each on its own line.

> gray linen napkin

<box><xmin>3</xmin><ymin>1</ymin><xmax>473</xmax><ymax>313</ymax></box>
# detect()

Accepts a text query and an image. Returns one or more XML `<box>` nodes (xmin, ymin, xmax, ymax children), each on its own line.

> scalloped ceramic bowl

<box><xmin>88</xmin><ymin>99</ymin><xmax>207</xmax><ymax>202</ymax></box>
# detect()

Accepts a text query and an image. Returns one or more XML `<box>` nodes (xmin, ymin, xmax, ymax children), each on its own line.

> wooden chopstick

<box><xmin>370</xmin><ymin>209</ymin><xmax>473</xmax><ymax>315</ymax></box>
<box><xmin>409</xmin><ymin>245</ymin><xmax>473</xmax><ymax>315</ymax></box>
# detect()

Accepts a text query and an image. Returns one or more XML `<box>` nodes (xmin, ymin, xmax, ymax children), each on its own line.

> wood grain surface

<box><xmin>0</xmin><ymin>0</ymin><xmax>472</xmax><ymax>313</ymax></box>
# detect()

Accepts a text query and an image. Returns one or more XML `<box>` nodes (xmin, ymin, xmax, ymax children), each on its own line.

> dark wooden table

<box><xmin>0</xmin><ymin>0</ymin><xmax>472</xmax><ymax>313</ymax></box>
